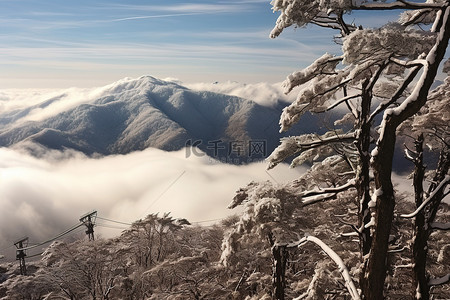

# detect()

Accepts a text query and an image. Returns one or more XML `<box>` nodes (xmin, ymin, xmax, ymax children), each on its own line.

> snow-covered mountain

<box><xmin>0</xmin><ymin>76</ymin><xmax>317</xmax><ymax>160</ymax></box>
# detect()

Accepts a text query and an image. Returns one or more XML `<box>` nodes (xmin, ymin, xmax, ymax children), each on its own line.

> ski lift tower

<box><xmin>14</xmin><ymin>237</ymin><xmax>28</xmax><ymax>275</ymax></box>
<box><xmin>79</xmin><ymin>211</ymin><xmax>97</xmax><ymax>241</ymax></box>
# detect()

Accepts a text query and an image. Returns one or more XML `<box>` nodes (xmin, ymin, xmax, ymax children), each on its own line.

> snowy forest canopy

<box><xmin>1</xmin><ymin>0</ymin><xmax>450</xmax><ymax>299</ymax></box>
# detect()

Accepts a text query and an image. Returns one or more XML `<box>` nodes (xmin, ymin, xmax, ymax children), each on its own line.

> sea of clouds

<box><xmin>0</xmin><ymin>78</ymin><xmax>416</xmax><ymax>261</ymax></box>
<box><xmin>0</xmin><ymin>145</ymin><xmax>304</xmax><ymax>260</ymax></box>
<box><xmin>0</xmin><ymin>81</ymin><xmax>304</xmax><ymax>260</ymax></box>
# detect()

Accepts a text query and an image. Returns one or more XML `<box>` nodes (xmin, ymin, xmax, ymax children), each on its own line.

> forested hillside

<box><xmin>1</xmin><ymin>203</ymin><xmax>447</xmax><ymax>299</ymax></box>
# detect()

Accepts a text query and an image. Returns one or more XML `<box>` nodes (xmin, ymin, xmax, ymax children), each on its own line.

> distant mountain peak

<box><xmin>0</xmin><ymin>76</ymin><xmax>316</xmax><ymax>161</ymax></box>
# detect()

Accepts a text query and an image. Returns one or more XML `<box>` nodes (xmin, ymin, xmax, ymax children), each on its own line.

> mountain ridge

<box><xmin>0</xmin><ymin>76</ymin><xmax>318</xmax><ymax>160</ymax></box>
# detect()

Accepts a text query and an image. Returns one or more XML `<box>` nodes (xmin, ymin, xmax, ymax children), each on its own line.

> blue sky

<box><xmin>0</xmin><ymin>0</ymin><xmax>398</xmax><ymax>88</ymax></box>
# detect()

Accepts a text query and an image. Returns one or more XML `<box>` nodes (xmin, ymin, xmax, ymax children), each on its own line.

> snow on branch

<box><xmin>267</xmin><ymin>131</ymin><xmax>356</xmax><ymax>169</ymax></box>
<box><xmin>300</xmin><ymin>178</ymin><xmax>356</xmax><ymax>198</ymax></box>
<box><xmin>270</xmin><ymin>1</ymin><xmax>352</xmax><ymax>38</ymax></box>
<box><xmin>282</xmin><ymin>53</ymin><xmax>343</xmax><ymax>94</ymax></box>
<box><xmin>280</xmin><ymin>234</ymin><xmax>361</xmax><ymax>300</ymax></box>
<box><xmin>326</xmin><ymin>93</ymin><xmax>362</xmax><ymax>111</ymax></box>
<box><xmin>301</xmin><ymin>193</ymin><xmax>336</xmax><ymax>206</ymax></box>
<box><xmin>342</xmin><ymin>25</ymin><xmax>436</xmax><ymax>67</ymax></box>
<box><xmin>400</xmin><ymin>175</ymin><xmax>450</xmax><ymax>218</ymax></box>
<box><xmin>279</xmin><ymin>69</ymin><xmax>351</xmax><ymax>132</ymax></box>
<box><xmin>389</xmin><ymin>57</ymin><xmax>427</xmax><ymax>67</ymax></box>
<box><xmin>352</xmin><ymin>1</ymin><xmax>445</xmax><ymax>11</ymax></box>
<box><xmin>404</xmin><ymin>147</ymin><xmax>416</xmax><ymax>161</ymax></box>
<box><xmin>399</xmin><ymin>8</ymin><xmax>437</xmax><ymax>26</ymax></box>
<box><xmin>369</xmin><ymin>63</ymin><xmax>422</xmax><ymax>122</ymax></box>
<box><xmin>300</xmin><ymin>179</ymin><xmax>357</xmax><ymax>206</ymax></box>
<box><xmin>371</xmin><ymin>5</ymin><xmax>450</xmax><ymax>164</ymax></box>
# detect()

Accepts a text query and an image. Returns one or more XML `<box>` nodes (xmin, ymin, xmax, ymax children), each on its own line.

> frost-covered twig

<box><xmin>404</xmin><ymin>148</ymin><xmax>416</xmax><ymax>161</ymax></box>
<box><xmin>300</xmin><ymin>179</ymin><xmax>356</xmax><ymax>198</ymax></box>
<box><xmin>283</xmin><ymin>235</ymin><xmax>361</xmax><ymax>300</ymax></box>
<box><xmin>337</xmin><ymin>217</ymin><xmax>362</xmax><ymax>235</ymax></box>
<box><xmin>388</xmin><ymin>246</ymin><xmax>407</xmax><ymax>253</ymax></box>
<box><xmin>352</xmin><ymin>1</ymin><xmax>445</xmax><ymax>10</ymax></box>
<box><xmin>103</xmin><ymin>278</ymin><xmax>115</xmax><ymax>299</ymax></box>
<box><xmin>282</xmin><ymin>54</ymin><xmax>343</xmax><ymax>94</ymax></box>
<box><xmin>341</xmin><ymin>232</ymin><xmax>359</xmax><ymax>237</ymax></box>
<box><xmin>326</xmin><ymin>93</ymin><xmax>362</xmax><ymax>111</ymax></box>
<box><xmin>368</xmin><ymin>63</ymin><xmax>422</xmax><ymax>122</ymax></box>
<box><xmin>296</xmin><ymin>132</ymin><xmax>356</xmax><ymax>150</ymax></box>
<box><xmin>268</xmin><ymin>132</ymin><xmax>356</xmax><ymax>169</ymax></box>
<box><xmin>293</xmin><ymin>263</ymin><xmax>324</xmax><ymax>300</ymax></box>
<box><xmin>302</xmin><ymin>193</ymin><xmax>336</xmax><ymax>206</ymax></box>
<box><xmin>400</xmin><ymin>175</ymin><xmax>450</xmax><ymax>218</ymax></box>
<box><xmin>389</xmin><ymin>57</ymin><xmax>427</xmax><ymax>68</ymax></box>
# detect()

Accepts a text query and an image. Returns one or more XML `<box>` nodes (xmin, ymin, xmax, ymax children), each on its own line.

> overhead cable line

<box><xmin>192</xmin><ymin>218</ymin><xmax>225</xmax><ymax>224</ymax></box>
<box><xmin>16</xmin><ymin>222</ymin><xmax>84</xmax><ymax>251</ymax></box>
<box><xmin>96</xmin><ymin>224</ymin><xmax>129</xmax><ymax>230</ymax></box>
<box><xmin>142</xmin><ymin>170</ymin><xmax>186</xmax><ymax>217</ymax></box>
<box><xmin>96</xmin><ymin>216</ymin><xmax>132</xmax><ymax>226</ymax></box>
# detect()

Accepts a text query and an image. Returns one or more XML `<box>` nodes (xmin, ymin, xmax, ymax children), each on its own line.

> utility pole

<box><xmin>80</xmin><ymin>211</ymin><xmax>97</xmax><ymax>241</ymax></box>
<box><xmin>14</xmin><ymin>237</ymin><xmax>28</xmax><ymax>275</ymax></box>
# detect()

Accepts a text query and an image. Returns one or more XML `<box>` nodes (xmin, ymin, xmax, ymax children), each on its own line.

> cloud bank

<box><xmin>0</xmin><ymin>146</ymin><xmax>305</xmax><ymax>260</ymax></box>
<box><xmin>0</xmin><ymin>77</ymin><xmax>314</xmax><ymax>261</ymax></box>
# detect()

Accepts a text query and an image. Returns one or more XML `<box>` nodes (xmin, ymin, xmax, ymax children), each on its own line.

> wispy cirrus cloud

<box><xmin>0</xmin><ymin>38</ymin><xmax>320</xmax><ymax>66</ymax></box>
<box><xmin>105</xmin><ymin>2</ymin><xmax>259</xmax><ymax>23</ymax></box>
<box><xmin>111</xmin><ymin>13</ymin><xmax>202</xmax><ymax>22</ymax></box>
<box><xmin>0</xmin><ymin>33</ymin><xmax>329</xmax><ymax>88</ymax></box>
<box><xmin>110</xmin><ymin>3</ymin><xmax>255</xmax><ymax>14</ymax></box>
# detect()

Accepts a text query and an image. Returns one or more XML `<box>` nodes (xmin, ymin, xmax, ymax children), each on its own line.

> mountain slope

<box><xmin>0</xmin><ymin>76</ymin><xmax>318</xmax><ymax>160</ymax></box>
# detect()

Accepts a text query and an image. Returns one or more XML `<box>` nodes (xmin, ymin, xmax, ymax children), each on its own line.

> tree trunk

<box><xmin>272</xmin><ymin>245</ymin><xmax>288</xmax><ymax>300</ymax></box>
<box><xmin>356</xmin><ymin>81</ymin><xmax>374</xmax><ymax>257</ymax></box>
<box><xmin>411</xmin><ymin>134</ymin><xmax>429</xmax><ymax>300</ymax></box>
<box><xmin>361</xmin><ymin>125</ymin><xmax>396</xmax><ymax>300</ymax></box>
<box><xmin>361</xmin><ymin>7</ymin><xmax>450</xmax><ymax>299</ymax></box>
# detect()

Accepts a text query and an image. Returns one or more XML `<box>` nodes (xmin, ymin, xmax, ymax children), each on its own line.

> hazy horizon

<box><xmin>0</xmin><ymin>1</ymin><xmax>400</xmax><ymax>89</ymax></box>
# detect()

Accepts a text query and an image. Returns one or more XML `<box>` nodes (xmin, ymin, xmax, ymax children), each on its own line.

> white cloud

<box><xmin>111</xmin><ymin>13</ymin><xmax>202</xmax><ymax>22</ymax></box>
<box><xmin>0</xmin><ymin>85</ymin><xmax>115</xmax><ymax>124</ymax></box>
<box><xmin>111</xmin><ymin>3</ymin><xmax>254</xmax><ymax>14</ymax></box>
<box><xmin>0</xmin><ymin>146</ymin><xmax>305</xmax><ymax>260</ymax></box>
<box><xmin>0</xmin><ymin>77</ymin><xmax>297</xmax><ymax>127</ymax></box>
<box><xmin>185</xmin><ymin>81</ymin><xmax>297</xmax><ymax>107</ymax></box>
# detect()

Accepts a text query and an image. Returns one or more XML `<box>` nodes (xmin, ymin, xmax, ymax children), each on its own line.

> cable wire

<box><xmin>192</xmin><ymin>218</ymin><xmax>224</xmax><ymax>224</ymax></box>
<box><xmin>96</xmin><ymin>224</ymin><xmax>129</xmax><ymax>230</ymax></box>
<box><xmin>142</xmin><ymin>170</ymin><xmax>186</xmax><ymax>217</ymax></box>
<box><xmin>16</xmin><ymin>223</ymin><xmax>84</xmax><ymax>251</ymax></box>
<box><xmin>96</xmin><ymin>216</ymin><xmax>132</xmax><ymax>226</ymax></box>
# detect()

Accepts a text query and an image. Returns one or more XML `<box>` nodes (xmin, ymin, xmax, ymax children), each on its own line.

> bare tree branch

<box><xmin>353</xmin><ymin>1</ymin><xmax>445</xmax><ymax>11</ymax></box>
<box><xmin>300</xmin><ymin>179</ymin><xmax>356</xmax><ymax>198</ymax></box>
<box><xmin>281</xmin><ymin>235</ymin><xmax>361</xmax><ymax>300</ymax></box>
<box><xmin>400</xmin><ymin>175</ymin><xmax>450</xmax><ymax>218</ymax></box>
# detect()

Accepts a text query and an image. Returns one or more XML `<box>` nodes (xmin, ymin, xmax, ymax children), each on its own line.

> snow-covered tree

<box><xmin>225</xmin><ymin>1</ymin><xmax>449</xmax><ymax>299</ymax></box>
<box><xmin>399</xmin><ymin>73</ymin><xmax>450</xmax><ymax>299</ymax></box>
<box><xmin>41</xmin><ymin>239</ymin><xmax>120</xmax><ymax>300</ymax></box>
<box><xmin>119</xmin><ymin>213</ymin><xmax>186</xmax><ymax>269</ymax></box>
